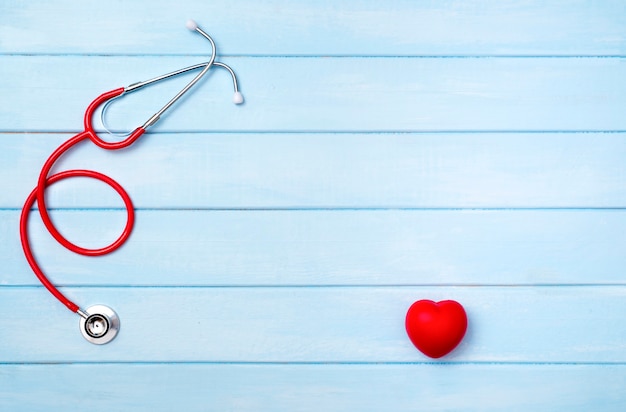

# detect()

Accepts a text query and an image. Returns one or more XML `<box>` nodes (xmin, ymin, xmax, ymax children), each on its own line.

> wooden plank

<box><xmin>1</xmin><ymin>0</ymin><xmax>625</xmax><ymax>56</ymax></box>
<box><xmin>4</xmin><ymin>209</ymin><xmax>626</xmax><ymax>286</ymax></box>
<box><xmin>1</xmin><ymin>363</ymin><xmax>625</xmax><ymax>412</ymax></box>
<box><xmin>4</xmin><ymin>133</ymin><xmax>626</xmax><ymax>209</ymax></box>
<box><xmin>1</xmin><ymin>57</ymin><xmax>625</xmax><ymax>132</ymax></box>
<box><xmin>1</xmin><ymin>286</ymin><xmax>625</xmax><ymax>362</ymax></box>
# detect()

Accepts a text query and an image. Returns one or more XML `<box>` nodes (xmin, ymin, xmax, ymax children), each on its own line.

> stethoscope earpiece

<box><xmin>79</xmin><ymin>305</ymin><xmax>120</xmax><ymax>345</ymax></box>
<box><xmin>185</xmin><ymin>19</ymin><xmax>199</xmax><ymax>31</ymax></box>
<box><xmin>233</xmin><ymin>91</ymin><xmax>244</xmax><ymax>104</ymax></box>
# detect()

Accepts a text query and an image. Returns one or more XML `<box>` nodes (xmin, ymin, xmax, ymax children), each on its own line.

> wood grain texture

<box><xmin>3</xmin><ymin>133</ymin><xmax>626</xmax><ymax>208</ymax></box>
<box><xmin>1</xmin><ymin>0</ymin><xmax>625</xmax><ymax>410</ymax></box>
<box><xmin>1</xmin><ymin>57</ymin><xmax>625</xmax><ymax>132</ymax></box>
<box><xmin>1</xmin><ymin>286</ymin><xmax>625</xmax><ymax>363</ymax></box>
<box><xmin>1</xmin><ymin>364</ymin><xmax>625</xmax><ymax>412</ymax></box>
<box><xmin>3</xmin><ymin>210</ymin><xmax>626</xmax><ymax>286</ymax></box>
<box><xmin>1</xmin><ymin>0</ymin><xmax>624</xmax><ymax>56</ymax></box>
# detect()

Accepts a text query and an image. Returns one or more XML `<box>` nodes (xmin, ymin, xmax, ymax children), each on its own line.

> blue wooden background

<box><xmin>2</xmin><ymin>1</ymin><xmax>626</xmax><ymax>410</ymax></box>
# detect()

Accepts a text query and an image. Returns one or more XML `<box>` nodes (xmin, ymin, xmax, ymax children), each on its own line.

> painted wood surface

<box><xmin>1</xmin><ymin>0</ymin><xmax>625</xmax><ymax>56</ymax></box>
<box><xmin>1</xmin><ymin>364</ymin><xmax>625</xmax><ymax>412</ymax></box>
<box><xmin>1</xmin><ymin>1</ymin><xmax>625</xmax><ymax>410</ymax></box>
<box><xmin>2</xmin><ymin>286</ymin><xmax>626</xmax><ymax>362</ymax></box>
<box><xmin>3</xmin><ymin>210</ymin><xmax>626</xmax><ymax>286</ymax></box>
<box><xmin>2</xmin><ymin>57</ymin><xmax>626</xmax><ymax>132</ymax></box>
<box><xmin>3</xmin><ymin>133</ymin><xmax>626</xmax><ymax>208</ymax></box>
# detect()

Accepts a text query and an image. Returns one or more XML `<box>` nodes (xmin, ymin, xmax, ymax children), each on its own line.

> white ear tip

<box><xmin>186</xmin><ymin>19</ymin><xmax>198</xmax><ymax>31</ymax></box>
<box><xmin>233</xmin><ymin>91</ymin><xmax>244</xmax><ymax>104</ymax></box>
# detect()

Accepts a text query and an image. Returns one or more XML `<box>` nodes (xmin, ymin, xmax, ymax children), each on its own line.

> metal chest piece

<box><xmin>79</xmin><ymin>305</ymin><xmax>120</xmax><ymax>344</ymax></box>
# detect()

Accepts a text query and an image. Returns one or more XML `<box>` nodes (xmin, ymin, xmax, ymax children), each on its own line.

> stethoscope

<box><xmin>20</xmin><ymin>20</ymin><xmax>243</xmax><ymax>344</ymax></box>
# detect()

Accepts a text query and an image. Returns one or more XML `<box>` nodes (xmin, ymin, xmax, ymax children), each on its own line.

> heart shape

<box><xmin>405</xmin><ymin>299</ymin><xmax>467</xmax><ymax>358</ymax></box>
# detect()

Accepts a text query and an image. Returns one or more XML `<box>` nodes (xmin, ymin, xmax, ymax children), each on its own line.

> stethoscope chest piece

<box><xmin>79</xmin><ymin>305</ymin><xmax>120</xmax><ymax>345</ymax></box>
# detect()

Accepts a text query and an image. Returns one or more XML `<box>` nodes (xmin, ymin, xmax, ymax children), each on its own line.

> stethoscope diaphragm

<box><xmin>79</xmin><ymin>305</ymin><xmax>120</xmax><ymax>345</ymax></box>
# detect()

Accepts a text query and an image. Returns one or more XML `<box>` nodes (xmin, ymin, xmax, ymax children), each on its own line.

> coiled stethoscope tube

<box><xmin>20</xmin><ymin>20</ymin><xmax>243</xmax><ymax>344</ymax></box>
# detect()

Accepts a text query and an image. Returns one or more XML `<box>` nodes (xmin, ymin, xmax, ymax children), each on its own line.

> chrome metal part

<box><xmin>79</xmin><ymin>305</ymin><xmax>120</xmax><ymax>345</ymax></box>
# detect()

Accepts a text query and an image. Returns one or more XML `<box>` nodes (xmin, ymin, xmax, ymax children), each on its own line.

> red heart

<box><xmin>405</xmin><ymin>299</ymin><xmax>467</xmax><ymax>358</ymax></box>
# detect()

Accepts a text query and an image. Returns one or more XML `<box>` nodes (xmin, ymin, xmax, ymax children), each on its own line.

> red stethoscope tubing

<box><xmin>20</xmin><ymin>88</ymin><xmax>146</xmax><ymax>313</ymax></box>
